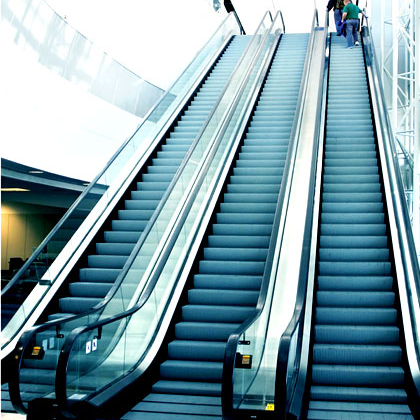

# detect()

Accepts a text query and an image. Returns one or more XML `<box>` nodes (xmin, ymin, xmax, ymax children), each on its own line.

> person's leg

<box><xmin>353</xmin><ymin>20</ymin><xmax>360</xmax><ymax>44</ymax></box>
<box><xmin>345</xmin><ymin>20</ymin><xmax>355</xmax><ymax>47</ymax></box>
<box><xmin>334</xmin><ymin>9</ymin><xmax>342</xmax><ymax>33</ymax></box>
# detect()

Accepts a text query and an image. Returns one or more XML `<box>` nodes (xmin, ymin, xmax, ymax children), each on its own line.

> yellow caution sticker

<box><xmin>242</xmin><ymin>355</ymin><xmax>251</xmax><ymax>365</ymax></box>
<box><xmin>31</xmin><ymin>346</ymin><xmax>41</xmax><ymax>356</ymax></box>
<box><xmin>266</xmin><ymin>403</ymin><xmax>275</xmax><ymax>411</ymax></box>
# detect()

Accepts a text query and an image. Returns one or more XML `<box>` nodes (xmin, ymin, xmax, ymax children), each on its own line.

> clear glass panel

<box><xmin>395</xmin><ymin>141</ymin><xmax>414</xmax><ymax>218</ymax></box>
<box><xmin>3</xmin><ymin>11</ymin><xmax>240</xmax><ymax>356</ymax></box>
<box><xmin>286</xmin><ymin>325</ymin><xmax>299</xmax><ymax>394</ymax></box>
<box><xmin>60</xmin><ymin>15</ymin><xmax>278</xmax><ymax>406</ymax></box>
<box><xmin>3</xmin><ymin>0</ymin><xmax>164</xmax><ymax>117</ymax></box>
<box><xmin>232</xmin><ymin>296</ymin><xmax>278</xmax><ymax>411</ymax></box>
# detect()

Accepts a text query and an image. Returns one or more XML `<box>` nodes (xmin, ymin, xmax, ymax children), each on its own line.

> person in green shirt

<box><xmin>342</xmin><ymin>0</ymin><xmax>363</xmax><ymax>48</ymax></box>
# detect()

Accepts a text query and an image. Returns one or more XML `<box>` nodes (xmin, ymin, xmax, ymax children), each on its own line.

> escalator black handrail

<box><xmin>274</xmin><ymin>9</ymin><xmax>329</xmax><ymax>418</ymax></box>
<box><xmin>8</xmin><ymin>17</ymin><xmax>254</xmax><ymax>415</ymax></box>
<box><xmin>2</xmin><ymin>12</ymin><xmax>240</xmax><ymax>299</ymax></box>
<box><xmin>280</xmin><ymin>11</ymin><xmax>285</xmax><ymax>33</ymax></box>
<box><xmin>221</xmin><ymin>10</ymin><xmax>320</xmax><ymax>419</ymax></box>
<box><xmin>53</xmin><ymin>11</ymin><xmax>280</xmax><ymax>418</ymax></box>
<box><xmin>362</xmin><ymin>17</ymin><xmax>420</xmax><ymax>396</ymax></box>
<box><xmin>2</xmin><ymin>15</ymin><xmax>243</xmax><ymax>361</ymax></box>
<box><xmin>223</xmin><ymin>0</ymin><xmax>247</xmax><ymax>35</ymax></box>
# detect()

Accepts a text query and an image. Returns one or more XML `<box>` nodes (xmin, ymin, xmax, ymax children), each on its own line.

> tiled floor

<box><xmin>1</xmin><ymin>414</ymin><xmax>26</xmax><ymax>419</ymax></box>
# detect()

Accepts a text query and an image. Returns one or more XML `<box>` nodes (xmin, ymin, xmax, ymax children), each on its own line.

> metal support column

<box><xmin>377</xmin><ymin>0</ymin><xmax>418</xmax><ymax>258</ymax></box>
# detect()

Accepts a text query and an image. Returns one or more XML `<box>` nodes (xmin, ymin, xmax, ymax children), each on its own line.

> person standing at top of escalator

<box><xmin>342</xmin><ymin>0</ymin><xmax>364</xmax><ymax>49</ymax></box>
<box><xmin>327</xmin><ymin>0</ymin><xmax>345</xmax><ymax>35</ymax></box>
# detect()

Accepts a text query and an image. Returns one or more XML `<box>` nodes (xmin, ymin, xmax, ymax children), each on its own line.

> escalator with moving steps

<box><xmin>304</xmin><ymin>34</ymin><xmax>418</xmax><ymax>419</ymax></box>
<box><xmin>120</xmin><ymin>32</ymin><xmax>309</xmax><ymax>420</ymax></box>
<box><xmin>1</xmin><ymin>35</ymin><xmax>251</xmax><ymax>414</ymax></box>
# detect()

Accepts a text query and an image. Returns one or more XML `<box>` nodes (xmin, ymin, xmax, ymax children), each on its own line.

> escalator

<box><xmin>281</xmin><ymin>31</ymin><xmax>420</xmax><ymax>420</ymax></box>
<box><xmin>117</xmin><ymin>32</ymin><xmax>309</xmax><ymax>420</ymax></box>
<box><xmin>1</xmin><ymin>34</ymin><xmax>251</xmax><ymax>413</ymax></box>
<box><xmin>8</xmin><ymin>21</ymin><xmax>312</xmax><ymax>418</ymax></box>
<box><xmin>306</xmin><ymin>33</ymin><xmax>418</xmax><ymax>419</ymax></box>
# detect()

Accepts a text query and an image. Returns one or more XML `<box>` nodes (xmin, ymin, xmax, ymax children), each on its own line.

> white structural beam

<box><xmin>373</xmin><ymin>0</ymin><xmax>418</xmax><ymax>257</ymax></box>
<box><xmin>392</xmin><ymin>1</ymin><xmax>399</xmax><ymax>135</ymax></box>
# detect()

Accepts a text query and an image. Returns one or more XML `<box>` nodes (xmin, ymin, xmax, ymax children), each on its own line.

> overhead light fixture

<box><xmin>1</xmin><ymin>188</ymin><xmax>30</xmax><ymax>192</ymax></box>
<box><xmin>28</xmin><ymin>170</ymin><xmax>44</xmax><ymax>174</ymax></box>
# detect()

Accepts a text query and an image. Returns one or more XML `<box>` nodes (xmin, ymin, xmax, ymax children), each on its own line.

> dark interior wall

<box><xmin>1</xmin><ymin>201</ymin><xmax>63</xmax><ymax>272</ymax></box>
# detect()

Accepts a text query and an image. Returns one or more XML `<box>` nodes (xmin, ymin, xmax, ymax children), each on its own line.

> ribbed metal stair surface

<box><xmin>306</xmin><ymin>35</ymin><xmax>414</xmax><ymax>420</ymax></box>
<box><xmin>121</xmin><ymin>33</ymin><xmax>309</xmax><ymax>420</ymax></box>
<box><xmin>1</xmin><ymin>37</ymin><xmax>251</xmax><ymax>415</ymax></box>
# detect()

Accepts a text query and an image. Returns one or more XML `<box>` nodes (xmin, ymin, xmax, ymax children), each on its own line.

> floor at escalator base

<box><xmin>307</xmin><ymin>401</ymin><xmax>413</xmax><ymax>420</ymax></box>
<box><xmin>126</xmin><ymin>394</ymin><xmax>222</xmax><ymax>420</ymax></box>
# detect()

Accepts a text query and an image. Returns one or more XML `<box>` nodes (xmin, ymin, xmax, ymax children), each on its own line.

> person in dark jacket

<box><xmin>327</xmin><ymin>0</ymin><xmax>345</xmax><ymax>35</ymax></box>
